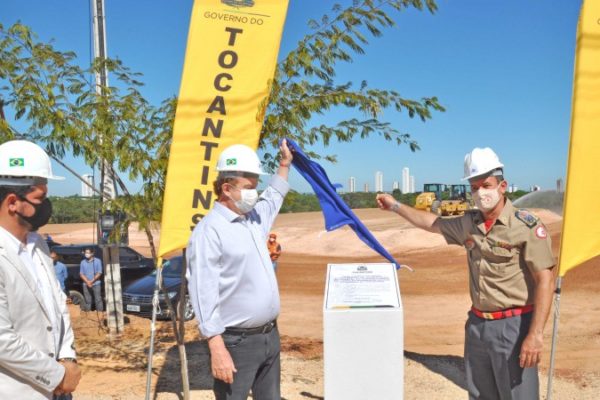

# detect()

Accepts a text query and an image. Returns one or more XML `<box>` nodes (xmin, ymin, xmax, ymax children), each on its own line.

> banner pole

<box><xmin>178</xmin><ymin>248</ymin><xmax>190</xmax><ymax>399</ymax></box>
<box><xmin>145</xmin><ymin>260</ymin><xmax>163</xmax><ymax>400</ymax></box>
<box><xmin>546</xmin><ymin>276</ymin><xmax>562</xmax><ymax>400</ymax></box>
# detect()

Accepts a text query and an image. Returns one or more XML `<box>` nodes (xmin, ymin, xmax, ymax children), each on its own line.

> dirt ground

<box><xmin>39</xmin><ymin>208</ymin><xmax>600</xmax><ymax>399</ymax></box>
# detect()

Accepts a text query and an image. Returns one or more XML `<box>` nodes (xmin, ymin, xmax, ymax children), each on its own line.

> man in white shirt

<box><xmin>0</xmin><ymin>140</ymin><xmax>81</xmax><ymax>399</ymax></box>
<box><xmin>187</xmin><ymin>140</ymin><xmax>292</xmax><ymax>400</ymax></box>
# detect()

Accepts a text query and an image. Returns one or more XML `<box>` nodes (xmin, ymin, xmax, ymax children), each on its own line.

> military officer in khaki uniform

<box><xmin>376</xmin><ymin>147</ymin><xmax>555</xmax><ymax>400</ymax></box>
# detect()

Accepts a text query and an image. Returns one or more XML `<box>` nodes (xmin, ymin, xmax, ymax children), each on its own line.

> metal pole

<box><xmin>108</xmin><ymin>245</ymin><xmax>122</xmax><ymax>334</ymax></box>
<box><xmin>102</xmin><ymin>244</ymin><xmax>124</xmax><ymax>336</ymax></box>
<box><xmin>145</xmin><ymin>261</ymin><xmax>163</xmax><ymax>400</ymax></box>
<box><xmin>178</xmin><ymin>249</ymin><xmax>190</xmax><ymax>399</ymax></box>
<box><xmin>91</xmin><ymin>0</ymin><xmax>126</xmax><ymax>341</ymax></box>
<box><xmin>546</xmin><ymin>276</ymin><xmax>563</xmax><ymax>400</ymax></box>
<box><xmin>49</xmin><ymin>155</ymin><xmax>105</xmax><ymax>199</ymax></box>
<box><xmin>161</xmin><ymin>257</ymin><xmax>190</xmax><ymax>400</ymax></box>
<box><xmin>91</xmin><ymin>0</ymin><xmax>116</xmax><ymax>201</ymax></box>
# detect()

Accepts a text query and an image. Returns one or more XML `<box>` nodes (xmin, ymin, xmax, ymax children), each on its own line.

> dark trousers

<box><xmin>213</xmin><ymin>326</ymin><xmax>281</xmax><ymax>400</ymax></box>
<box><xmin>82</xmin><ymin>284</ymin><xmax>104</xmax><ymax>312</ymax></box>
<box><xmin>465</xmin><ymin>312</ymin><xmax>539</xmax><ymax>400</ymax></box>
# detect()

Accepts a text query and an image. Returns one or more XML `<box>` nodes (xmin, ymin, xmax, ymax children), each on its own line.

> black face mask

<box><xmin>16</xmin><ymin>197</ymin><xmax>53</xmax><ymax>231</ymax></box>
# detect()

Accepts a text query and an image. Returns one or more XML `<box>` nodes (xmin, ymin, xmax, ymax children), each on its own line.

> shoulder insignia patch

<box><xmin>515</xmin><ymin>209</ymin><xmax>539</xmax><ymax>228</ymax></box>
<box><xmin>535</xmin><ymin>225</ymin><xmax>547</xmax><ymax>239</ymax></box>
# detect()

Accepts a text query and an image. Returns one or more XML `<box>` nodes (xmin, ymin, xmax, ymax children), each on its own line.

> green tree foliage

<box><xmin>393</xmin><ymin>191</ymin><xmax>419</xmax><ymax>206</ymax></box>
<box><xmin>49</xmin><ymin>196</ymin><xmax>99</xmax><ymax>224</ymax></box>
<box><xmin>341</xmin><ymin>191</ymin><xmax>378</xmax><ymax>209</ymax></box>
<box><xmin>261</xmin><ymin>0</ymin><xmax>444</xmax><ymax>167</ymax></box>
<box><xmin>0</xmin><ymin>0</ymin><xmax>442</xmax><ymax>255</ymax></box>
<box><xmin>280</xmin><ymin>189</ymin><xmax>418</xmax><ymax>213</ymax></box>
<box><xmin>0</xmin><ymin>23</ymin><xmax>169</xmax><ymax>257</ymax></box>
<box><xmin>280</xmin><ymin>190</ymin><xmax>322</xmax><ymax>213</ymax></box>
<box><xmin>47</xmin><ymin>189</ymin><xmax>530</xmax><ymax>222</ymax></box>
<box><xmin>506</xmin><ymin>190</ymin><xmax>528</xmax><ymax>202</ymax></box>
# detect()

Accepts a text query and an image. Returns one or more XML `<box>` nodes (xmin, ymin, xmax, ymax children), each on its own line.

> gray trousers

<box><xmin>82</xmin><ymin>284</ymin><xmax>104</xmax><ymax>312</ymax></box>
<box><xmin>465</xmin><ymin>312</ymin><xmax>539</xmax><ymax>400</ymax></box>
<box><xmin>214</xmin><ymin>326</ymin><xmax>281</xmax><ymax>400</ymax></box>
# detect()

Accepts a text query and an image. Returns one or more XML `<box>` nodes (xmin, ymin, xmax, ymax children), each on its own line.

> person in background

<box><xmin>267</xmin><ymin>233</ymin><xmax>282</xmax><ymax>272</ymax></box>
<box><xmin>376</xmin><ymin>147</ymin><xmax>555</xmax><ymax>400</ymax></box>
<box><xmin>51</xmin><ymin>250</ymin><xmax>69</xmax><ymax>297</ymax></box>
<box><xmin>0</xmin><ymin>140</ymin><xmax>80</xmax><ymax>399</ymax></box>
<box><xmin>79</xmin><ymin>247</ymin><xmax>103</xmax><ymax>312</ymax></box>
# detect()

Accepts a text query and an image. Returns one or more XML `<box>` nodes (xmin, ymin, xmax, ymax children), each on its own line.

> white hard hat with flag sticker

<box><xmin>216</xmin><ymin>144</ymin><xmax>267</xmax><ymax>176</ymax></box>
<box><xmin>0</xmin><ymin>140</ymin><xmax>64</xmax><ymax>185</ymax></box>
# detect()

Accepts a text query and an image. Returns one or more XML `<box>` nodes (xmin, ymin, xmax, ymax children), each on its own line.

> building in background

<box><xmin>409</xmin><ymin>175</ymin><xmax>415</xmax><ymax>194</ymax></box>
<box><xmin>402</xmin><ymin>167</ymin><xmax>410</xmax><ymax>193</ymax></box>
<box><xmin>375</xmin><ymin>171</ymin><xmax>383</xmax><ymax>192</ymax></box>
<box><xmin>508</xmin><ymin>184</ymin><xmax>519</xmax><ymax>193</ymax></box>
<box><xmin>392</xmin><ymin>181</ymin><xmax>399</xmax><ymax>190</ymax></box>
<box><xmin>556</xmin><ymin>178</ymin><xmax>563</xmax><ymax>192</ymax></box>
<box><xmin>364</xmin><ymin>183</ymin><xmax>369</xmax><ymax>193</ymax></box>
<box><xmin>349</xmin><ymin>176</ymin><xmax>356</xmax><ymax>193</ymax></box>
<box><xmin>81</xmin><ymin>174</ymin><xmax>95</xmax><ymax>197</ymax></box>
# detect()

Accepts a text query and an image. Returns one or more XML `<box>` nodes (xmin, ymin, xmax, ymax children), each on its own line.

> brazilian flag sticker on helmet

<box><xmin>9</xmin><ymin>158</ymin><xmax>24</xmax><ymax>167</ymax></box>
<box><xmin>226</xmin><ymin>158</ymin><xmax>237</xmax><ymax>166</ymax></box>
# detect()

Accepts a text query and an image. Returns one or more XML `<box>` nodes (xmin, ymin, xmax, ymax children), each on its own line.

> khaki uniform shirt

<box><xmin>437</xmin><ymin>199</ymin><xmax>555</xmax><ymax>311</ymax></box>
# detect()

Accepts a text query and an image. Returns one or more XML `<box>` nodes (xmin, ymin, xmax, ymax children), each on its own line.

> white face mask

<box><xmin>229</xmin><ymin>187</ymin><xmax>259</xmax><ymax>214</ymax></box>
<box><xmin>473</xmin><ymin>187</ymin><xmax>502</xmax><ymax>211</ymax></box>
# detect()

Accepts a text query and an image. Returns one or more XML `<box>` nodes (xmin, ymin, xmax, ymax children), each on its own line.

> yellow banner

<box><xmin>559</xmin><ymin>0</ymin><xmax>600</xmax><ymax>276</ymax></box>
<box><xmin>158</xmin><ymin>0</ymin><xmax>289</xmax><ymax>257</ymax></box>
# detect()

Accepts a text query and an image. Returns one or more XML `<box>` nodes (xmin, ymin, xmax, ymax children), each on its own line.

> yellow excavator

<box><xmin>415</xmin><ymin>183</ymin><xmax>472</xmax><ymax>216</ymax></box>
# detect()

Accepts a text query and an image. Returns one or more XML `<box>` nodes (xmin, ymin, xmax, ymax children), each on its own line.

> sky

<box><xmin>2</xmin><ymin>0</ymin><xmax>582</xmax><ymax>196</ymax></box>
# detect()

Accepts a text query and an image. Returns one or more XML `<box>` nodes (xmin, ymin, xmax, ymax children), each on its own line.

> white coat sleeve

<box><xmin>0</xmin><ymin>276</ymin><xmax>65</xmax><ymax>392</ymax></box>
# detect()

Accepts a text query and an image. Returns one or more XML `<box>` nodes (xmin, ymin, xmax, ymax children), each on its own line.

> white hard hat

<box><xmin>216</xmin><ymin>144</ymin><xmax>267</xmax><ymax>176</ymax></box>
<box><xmin>462</xmin><ymin>147</ymin><xmax>504</xmax><ymax>181</ymax></box>
<box><xmin>0</xmin><ymin>140</ymin><xmax>64</xmax><ymax>186</ymax></box>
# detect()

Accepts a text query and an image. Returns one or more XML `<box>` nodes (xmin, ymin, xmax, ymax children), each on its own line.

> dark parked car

<box><xmin>44</xmin><ymin>235</ymin><xmax>61</xmax><ymax>248</ymax></box>
<box><xmin>51</xmin><ymin>244</ymin><xmax>154</xmax><ymax>309</ymax></box>
<box><xmin>123</xmin><ymin>256</ymin><xmax>194</xmax><ymax>321</ymax></box>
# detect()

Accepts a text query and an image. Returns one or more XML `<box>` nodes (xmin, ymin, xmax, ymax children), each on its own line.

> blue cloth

<box><xmin>79</xmin><ymin>257</ymin><xmax>103</xmax><ymax>286</ymax></box>
<box><xmin>54</xmin><ymin>261</ymin><xmax>68</xmax><ymax>291</ymax></box>
<box><xmin>286</xmin><ymin>139</ymin><xmax>400</xmax><ymax>268</ymax></box>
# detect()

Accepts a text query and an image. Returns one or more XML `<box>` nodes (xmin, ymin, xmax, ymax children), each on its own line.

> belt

<box><xmin>471</xmin><ymin>304</ymin><xmax>534</xmax><ymax>320</ymax></box>
<box><xmin>224</xmin><ymin>320</ymin><xmax>277</xmax><ymax>336</ymax></box>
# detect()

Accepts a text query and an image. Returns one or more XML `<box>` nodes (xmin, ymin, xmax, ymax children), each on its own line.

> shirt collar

<box><xmin>213</xmin><ymin>201</ymin><xmax>245</xmax><ymax>222</ymax></box>
<box><xmin>0</xmin><ymin>225</ymin><xmax>35</xmax><ymax>255</ymax></box>
<box><xmin>496</xmin><ymin>198</ymin><xmax>514</xmax><ymax>226</ymax></box>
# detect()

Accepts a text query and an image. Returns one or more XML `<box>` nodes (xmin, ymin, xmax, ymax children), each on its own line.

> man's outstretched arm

<box><xmin>376</xmin><ymin>193</ymin><xmax>442</xmax><ymax>234</ymax></box>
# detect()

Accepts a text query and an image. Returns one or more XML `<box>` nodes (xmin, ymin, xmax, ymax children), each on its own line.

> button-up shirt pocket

<box><xmin>480</xmin><ymin>245</ymin><xmax>517</xmax><ymax>274</ymax></box>
<box><xmin>488</xmin><ymin>246</ymin><xmax>514</xmax><ymax>262</ymax></box>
